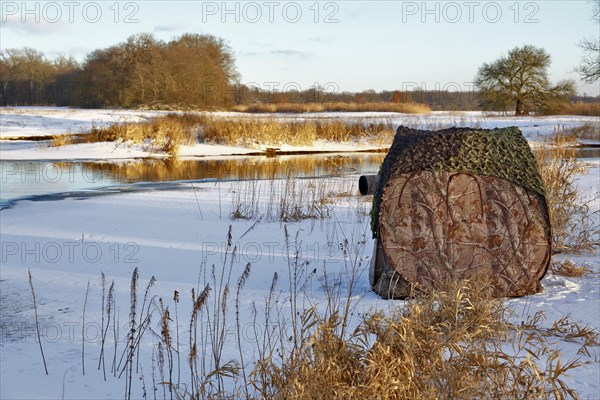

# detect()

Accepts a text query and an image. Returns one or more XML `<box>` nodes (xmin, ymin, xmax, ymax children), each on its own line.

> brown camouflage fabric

<box><xmin>370</xmin><ymin>127</ymin><xmax>551</xmax><ymax>298</ymax></box>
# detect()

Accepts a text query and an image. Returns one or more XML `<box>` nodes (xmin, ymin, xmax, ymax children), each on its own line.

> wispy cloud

<box><xmin>240</xmin><ymin>49</ymin><xmax>311</xmax><ymax>58</ymax></box>
<box><xmin>2</xmin><ymin>14</ymin><xmax>66</xmax><ymax>35</ymax></box>
<box><xmin>307</xmin><ymin>37</ymin><xmax>329</xmax><ymax>43</ymax></box>
<box><xmin>347</xmin><ymin>7</ymin><xmax>368</xmax><ymax>19</ymax></box>
<box><xmin>153</xmin><ymin>22</ymin><xmax>189</xmax><ymax>33</ymax></box>
<box><xmin>238</xmin><ymin>50</ymin><xmax>260</xmax><ymax>56</ymax></box>
<box><xmin>269</xmin><ymin>49</ymin><xmax>311</xmax><ymax>57</ymax></box>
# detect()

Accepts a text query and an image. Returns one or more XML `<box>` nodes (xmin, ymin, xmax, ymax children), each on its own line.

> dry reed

<box><xmin>230</xmin><ymin>101</ymin><xmax>431</xmax><ymax>114</ymax></box>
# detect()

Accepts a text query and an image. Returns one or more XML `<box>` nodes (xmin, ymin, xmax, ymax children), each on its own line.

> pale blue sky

<box><xmin>1</xmin><ymin>1</ymin><xmax>599</xmax><ymax>95</ymax></box>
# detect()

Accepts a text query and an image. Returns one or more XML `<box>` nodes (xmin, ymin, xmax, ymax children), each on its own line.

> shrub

<box><xmin>542</xmin><ymin>101</ymin><xmax>600</xmax><ymax>116</ymax></box>
<box><xmin>535</xmin><ymin>141</ymin><xmax>599</xmax><ymax>252</ymax></box>
<box><xmin>252</xmin><ymin>279</ymin><xmax>592</xmax><ymax>399</ymax></box>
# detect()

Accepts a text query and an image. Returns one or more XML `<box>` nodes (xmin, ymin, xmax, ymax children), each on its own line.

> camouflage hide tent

<box><xmin>364</xmin><ymin>126</ymin><xmax>552</xmax><ymax>299</ymax></box>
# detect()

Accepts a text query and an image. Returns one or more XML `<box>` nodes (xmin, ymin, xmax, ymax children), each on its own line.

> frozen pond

<box><xmin>0</xmin><ymin>153</ymin><xmax>387</xmax><ymax>204</ymax></box>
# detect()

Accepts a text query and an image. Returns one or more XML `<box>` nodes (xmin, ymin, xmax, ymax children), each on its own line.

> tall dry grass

<box><xmin>546</xmin><ymin>124</ymin><xmax>600</xmax><ymax>145</ymax></box>
<box><xmin>202</xmin><ymin>118</ymin><xmax>395</xmax><ymax>147</ymax></box>
<box><xmin>535</xmin><ymin>138</ymin><xmax>599</xmax><ymax>253</ymax></box>
<box><xmin>79</xmin><ymin>114</ymin><xmax>205</xmax><ymax>156</ymax></box>
<box><xmin>231</xmin><ymin>102</ymin><xmax>431</xmax><ymax>114</ymax></box>
<box><xmin>542</xmin><ymin>101</ymin><xmax>600</xmax><ymax>116</ymax></box>
<box><xmin>229</xmin><ymin>176</ymin><xmax>368</xmax><ymax>222</ymax></box>
<box><xmin>65</xmin><ymin>114</ymin><xmax>395</xmax><ymax>155</ymax></box>
<box><xmin>252</xmin><ymin>279</ymin><xmax>594</xmax><ymax>399</ymax></box>
<box><xmin>550</xmin><ymin>259</ymin><xmax>593</xmax><ymax>278</ymax></box>
<box><xmin>25</xmin><ymin>222</ymin><xmax>597</xmax><ymax>399</ymax></box>
<box><xmin>50</xmin><ymin>133</ymin><xmax>75</xmax><ymax>147</ymax></box>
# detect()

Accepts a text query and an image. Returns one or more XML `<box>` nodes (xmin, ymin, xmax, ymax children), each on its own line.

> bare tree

<box><xmin>474</xmin><ymin>45</ymin><xmax>575</xmax><ymax>116</ymax></box>
<box><xmin>575</xmin><ymin>0</ymin><xmax>600</xmax><ymax>83</ymax></box>
<box><xmin>0</xmin><ymin>48</ymin><xmax>55</xmax><ymax>105</ymax></box>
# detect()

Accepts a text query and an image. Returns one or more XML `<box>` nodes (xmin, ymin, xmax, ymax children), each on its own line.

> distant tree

<box><xmin>0</xmin><ymin>50</ymin><xmax>17</xmax><ymax>105</ymax></box>
<box><xmin>0</xmin><ymin>47</ymin><xmax>55</xmax><ymax>105</ymax></box>
<box><xmin>77</xmin><ymin>45</ymin><xmax>128</xmax><ymax>107</ymax></box>
<box><xmin>474</xmin><ymin>45</ymin><xmax>575</xmax><ymax>115</ymax></box>
<box><xmin>49</xmin><ymin>54</ymin><xmax>79</xmax><ymax>106</ymax></box>
<box><xmin>75</xmin><ymin>33</ymin><xmax>239</xmax><ymax>108</ymax></box>
<box><xmin>272</xmin><ymin>92</ymin><xmax>288</xmax><ymax>104</ymax></box>
<box><xmin>53</xmin><ymin>54</ymin><xmax>79</xmax><ymax>73</ymax></box>
<box><xmin>575</xmin><ymin>0</ymin><xmax>600</xmax><ymax>83</ymax></box>
<box><xmin>122</xmin><ymin>33</ymin><xmax>165</xmax><ymax>105</ymax></box>
<box><xmin>163</xmin><ymin>33</ymin><xmax>239</xmax><ymax>107</ymax></box>
<box><xmin>390</xmin><ymin>90</ymin><xmax>412</xmax><ymax>104</ymax></box>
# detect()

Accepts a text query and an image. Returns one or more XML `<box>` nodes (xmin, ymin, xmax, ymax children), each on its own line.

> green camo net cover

<box><xmin>371</xmin><ymin>126</ymin><xmax>547</xmax><ymax>236</ymax></box>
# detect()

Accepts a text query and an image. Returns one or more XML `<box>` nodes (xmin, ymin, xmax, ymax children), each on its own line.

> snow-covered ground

<box><xmin>0</xmin><ymin>107</ymin><xmax>167</xmax><ymax>139</ymax></box>
<box><xmin>0</xmin><ymin>107</ymin><xmax>599</xmax><ymax>399</ymax></box>
<box><xmin>0</xmin><ymin>169</ymin><xmax>598</xmax><ymax>399</ymax></box>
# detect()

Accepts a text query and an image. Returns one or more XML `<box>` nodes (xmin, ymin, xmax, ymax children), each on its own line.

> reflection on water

<box><xmin>0</xmin><ymin>153</ymin><xmax>387</xmax><ymax>202</ymax></box>
<box><xmin>1</xmin><ymin>147</ymin><xmax>597</xmax><ymax>203</ymax></box>
<box><xmin>78</xmin><ymin>153</ymin><xmax>387</xmax><ymax>182</ymax></box>
<box><xmin>532</xmin><ymin>146</ymin><xmax>600</xmax><ymax>161</ymax></box>
<box><xmin>572</xmin><ymin>147</ymin><xmax>600</xmax><ymax>159</ymax></box>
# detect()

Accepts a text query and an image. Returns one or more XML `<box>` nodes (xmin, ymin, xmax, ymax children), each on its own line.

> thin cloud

<box><xmin>2</xmin><ymin>14</ymin><xmax>66</xmax><ymax>34</ymax></box>
<box><xmin>238</xmin><ymin>50</ymin><xmax>261</xmax><ymax>56</ymax></box>
<box><xmin>269</xmin><ymin>49</ymin><xmax>311</xmax><ymax>57</ymax></box>
<box><xmin>306</xmin><ymin>37</ymin><xmax>331</xmax><ymax>43</ymax></box>
<box><xmin>153</xmin><ymin>22</ymin><xmax>189</xmax><ymax>33</ymax></box>
<box><xmin>239</xmin><ymin>49</ymin><xmax>312</xmax><ymax>58</ymax></box>
<box><xmin>347</xmin><ymin>7</ymin><xmax>368</xmax><ymax>19</ymax></box>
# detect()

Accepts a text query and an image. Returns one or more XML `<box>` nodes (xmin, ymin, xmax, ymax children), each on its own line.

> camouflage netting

<box><xmin>371</xmin><ymin>126</ymin><xmax>547</xmax><ymax>236</ymax></box>
<box><xmin>370</xmin><ymin>126</ymin><xmax>552</xmax><ymax>298</ymax></box>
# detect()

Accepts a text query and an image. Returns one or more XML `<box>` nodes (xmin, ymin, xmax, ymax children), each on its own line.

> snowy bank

<box><xmin>1</xmin><ymin>107</ymin><xmax>598</xmax><ymax>161</ymax></box>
